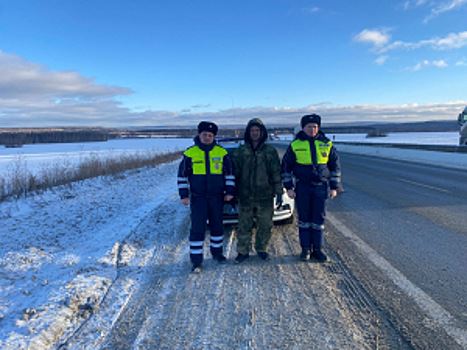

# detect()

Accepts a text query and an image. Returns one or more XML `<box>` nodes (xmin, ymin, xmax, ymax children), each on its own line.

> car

<box><xmin>220</xmin><ymin>139</ymin><xmax>295</xmax><ymax>225</ymax></box>
<box><xmin>458</xmin><ymin>106</ymin><xmax>467</xmax><ymax>145</ymax></box>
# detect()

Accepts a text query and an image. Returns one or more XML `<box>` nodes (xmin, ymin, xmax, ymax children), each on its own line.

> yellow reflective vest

<box><xmin>183</xmin><ymin>145</ymin><xmax>227</xmax><ymax>175</ymax></box>
<box><xmin>291</xmin><ymin>139</ymin><xmax>332</xmax><ymax>165</ymax></box>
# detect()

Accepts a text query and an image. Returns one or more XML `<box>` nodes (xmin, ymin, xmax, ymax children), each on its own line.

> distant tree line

<box><xmin>1</xmin><ymin>119</ymin><xmax>458</xmax><ymax>147</ymax></box>
<box><xmin>0</xmin><ymin>130</ymin><xmax>115</xmax><ymax>147</ymax></box>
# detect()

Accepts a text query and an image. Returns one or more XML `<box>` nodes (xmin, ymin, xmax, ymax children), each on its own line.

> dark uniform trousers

<box><xmin>295</xmin><ymin>182</ymin><xmax>328</xmax><ymax>251</ymax></box>
<box><xmin>189</xmin><ymin>195</ymin><xmax>224</xmax><ymax>265</ymax></box>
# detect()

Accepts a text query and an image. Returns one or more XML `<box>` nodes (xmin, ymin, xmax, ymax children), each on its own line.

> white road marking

<box><xmin>328</xmin><ymin>213</ymin><xmax>467</xmax><ymax>348</ymax></box>
<box><xmin>398</xmin><ymin>178</ymin><xmax>451</xmax><ymax>193</ymax></box>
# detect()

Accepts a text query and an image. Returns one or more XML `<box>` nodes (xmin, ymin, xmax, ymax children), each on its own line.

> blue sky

<box><xmin>0</xmin><ymin>0</ymin><xmax>466</xmax><ymax>127</ymax></box>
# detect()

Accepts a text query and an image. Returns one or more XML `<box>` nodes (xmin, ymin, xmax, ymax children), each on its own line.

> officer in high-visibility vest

<box><xmin>281</xmin><ymin>114</ymin><xmax>342</xmax><ymax>262</ymax></box>
<box><xmin>178</xmin><ymin>121</ymin><xmax>235</xmax><ymax>272</ymax></box>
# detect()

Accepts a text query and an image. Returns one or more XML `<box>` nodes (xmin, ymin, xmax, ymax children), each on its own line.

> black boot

<box><xmin>213</xmin><ymin>254</ymin><xmax>227</xmax><ymax>264</ymax></box>
<box><xmin>300</xmin><ymin>248</ymin><xmax>310</xmax><ymax>261</ymax></box>
<box><xmin>191</xmin><ymin>263</ymin><xmax>203</xmax><ymax>273</ymax></box>
<box><xmin>311</xmin><ymin>249</ymin><xmax>327</xmax><ymax>262</ymax></box>
<box><xmin>235</xmin><ymin>253</ymin><xmax>249</xmax><ymax>264</ymax></box>
<box><xmin>258</xmin><ymin>252</ymin><xmax>270</xmax><ymax>261</ymax></box>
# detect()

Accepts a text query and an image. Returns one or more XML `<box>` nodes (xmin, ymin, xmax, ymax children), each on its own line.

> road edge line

<box><xmin>328</xmin><ymin>213</ymin><xmax>467</xmax><ymax>348</ymax></box>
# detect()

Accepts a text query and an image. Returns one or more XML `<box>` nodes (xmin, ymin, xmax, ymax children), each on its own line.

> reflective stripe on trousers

<box><xmin>295</xmin><ymin>183</ymin><xmax>328</xmax><ymax>250</ymax></box>
<box><xmin>189</xmin><ymin>195</ymin><xmax>224</xmax><ymax>264</ymax></box>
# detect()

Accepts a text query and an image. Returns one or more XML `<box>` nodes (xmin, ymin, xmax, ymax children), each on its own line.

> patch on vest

<box><xmin>321</xmin><ymin>152</ymin><xmax>328</xmax><ymax>157</ymax></box>
<box><xmin>212</xmin><ymin>157</ymin><xmax>222</xmax><ymax>170</ymax></box>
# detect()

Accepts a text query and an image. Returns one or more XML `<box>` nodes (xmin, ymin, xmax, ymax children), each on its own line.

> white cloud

<box><xmin>128</xmin><ymin>101</ymin><xmax>467</xmax><ymax>127</ymax></box>
<box><xmin>309</xmin><ymin>101</ymin><xmax>466</xmax><ymax>124</ymax></box>
<box><xmin>432</xmin><ymin>59</ymin><xmax>449</xmax><ymax>67</ymax></box>
<box><xmin>0</xmin><ymin>51</ymin><xmax>131</xmax><ymax>99</ymax></box>
<box><xmin>2</xmin><ymin>98</ymin><xmax>466</xmax><ymax>127</ymax></box>
<box><xmin>425</xmin><ymin>0</ymin><xmax>467</xmax><ymax>22</ymax></box>
<box><xmin>0</xmin><ymin>51</ymin><xmax>135</xmax><ymax>127</ymax></box>
<box><xmin>354</xmin><ymin>29</ymin><xmax>391</xmax><ymax>47</ymax></box>
<box><xmin>303</xmin><ymin>6</ymin><xmax>320</xmax><ymax>14</ymax></box>
<box><xmin>379</xmin><ymin>31</ymin><xmax>467</xmax><ymax>52</ymax></box>
<box><xmin>0</xmin><ymin>51</ymin><xmax>464</xmax><ymax>128</ymax></box>
<box><xmin>403</xmin><ymin>0</ymin><xmax>430</xmax><ymax>10</ymax></box>
<box><xmin>402</xmin><ymin>0</ymin><xmax>467</xmax><ymax>20</ymax></box>
<box><xmin>455</xmin><ymin>59</ymin><xmax>467</xmax><ymax>65</ymax></box>
<box><xmin>407</xmin><ymin>59</ymin><xmax>448</xmax><ymax>71</ymax></box>
<box><xmin>375</xmin><ymin>55</ymin><xmax>389</xmax><ymax>65</ymax></box>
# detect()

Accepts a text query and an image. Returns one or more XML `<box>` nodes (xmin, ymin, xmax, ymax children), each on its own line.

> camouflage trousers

<box><xmin>236</xmin><ymin>200</ymin><xmax>274</xmax><ymax>255</ymax></box>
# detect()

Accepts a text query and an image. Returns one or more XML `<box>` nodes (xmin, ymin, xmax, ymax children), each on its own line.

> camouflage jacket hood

<box><xmin>244</xmin><ymin>118</ymin><xmax>268</xmax><ymax>149</ymax></box>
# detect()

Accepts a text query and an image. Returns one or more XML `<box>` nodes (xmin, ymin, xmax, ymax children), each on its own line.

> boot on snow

<box><xmin>191</xmin><ymin>263</ymin><xmax>203</xmax><ymax>273</ymax></box>
<box><xmin>213</xmin><ymin>254</ymin><xmax>227</xmax><ymax>264</ymax></box>
<box><xmin>300</xmin><ymin>248</ymin><xmax>310</xmax><ymax>261</ymax></box>
<box><xmin>234</xmin><ymin>253</ymin><xmax>249</xmax><ymax>264</ymax></box>
<box><xmin>311</xmin><ymin>250</ymin><xmax>327</xmax><ymax>262</ymax></box>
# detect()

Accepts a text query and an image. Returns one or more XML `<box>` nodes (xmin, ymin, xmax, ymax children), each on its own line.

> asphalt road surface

<box><xmin>326</xmin><ymin>151</ymin><xmax>467</xmax><ymax>349</ymax></box>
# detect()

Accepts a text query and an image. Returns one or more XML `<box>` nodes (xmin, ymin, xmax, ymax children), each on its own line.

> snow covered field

<box><xmin>0</xmin><ymin>138</ymin><xmax>193</xmax><ymax>177</ymax></box>
<box><xmin>1</xmin><ymin>135</ymin><xmax>466</xmax><ymax>349</ymax></box>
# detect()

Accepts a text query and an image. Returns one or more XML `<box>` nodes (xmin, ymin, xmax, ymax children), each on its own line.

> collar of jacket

<box><xmin>245</xmin><ymin>140</ymin><xmax>266</xmax><ymax>152</ymax></box>
<box><xmin>193</xmin><ymin>135</ymin><xmax>217</xmax><ymax>152</ymax></box>
<box><xmin>295</xmin><ymin>130</ymin><xmax>330</xmax><ymax>143</ymax></box>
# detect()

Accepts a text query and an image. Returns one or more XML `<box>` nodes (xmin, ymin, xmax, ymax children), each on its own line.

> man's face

<box><xmin>249</xmin><ymin>125</ymin><xmax>262</xmax><ymax>142</ymax></box>
<box><xmin>303</xmin><ymin>123</ymin><xmax>319</xmax><ymax>137</ymax></box>
<box><xmin>199</xmin><ymin>131</ymin><xmax>215</xmax><ymax>145</ymax></box>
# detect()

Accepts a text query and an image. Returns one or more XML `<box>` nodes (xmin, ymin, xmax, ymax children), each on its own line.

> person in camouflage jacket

<box><xmin>231</xmin><ymin>118</ymin><xmax>283</xmax><ymax>263</ymax></box>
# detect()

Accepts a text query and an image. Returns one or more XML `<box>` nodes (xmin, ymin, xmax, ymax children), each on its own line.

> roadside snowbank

<box><xmin>0</xmin><ymin>161</ymin><xmax>187</xmax><ymax>349</ymax></box>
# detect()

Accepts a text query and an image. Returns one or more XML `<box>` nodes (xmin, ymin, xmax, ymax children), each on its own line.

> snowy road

<box><xmin>67</xmin><ymin>220</ymin><xmax>407</xmax><ymax>350</ymax></box>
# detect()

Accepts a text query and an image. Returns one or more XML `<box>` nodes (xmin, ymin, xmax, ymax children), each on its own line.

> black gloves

<box><xmin>275</xmin><ymin>193</ymin><xmax>283</xmax><ymax>209</ymax></box>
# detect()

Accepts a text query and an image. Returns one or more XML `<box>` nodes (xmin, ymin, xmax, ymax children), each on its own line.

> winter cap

<box><xmin>301</xmin><ymin>114</ymin><xmax>321</xmax><ymax>128</ymax></box>
<box><xmin>197</xmin><ymin>121</ymin><xmax>218</xmax><ymax>135</ymax></box>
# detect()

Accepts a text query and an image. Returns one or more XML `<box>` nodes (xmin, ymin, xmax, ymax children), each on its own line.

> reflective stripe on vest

<box><xmin>291</xmin><ymin>139</ymin><xmax>332</xmax><ymax>165</ymax></box>
<box><xmin>184</xmin><ymin>145</ymin><xmax>227</xmax><ymax>175</ymax></box>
